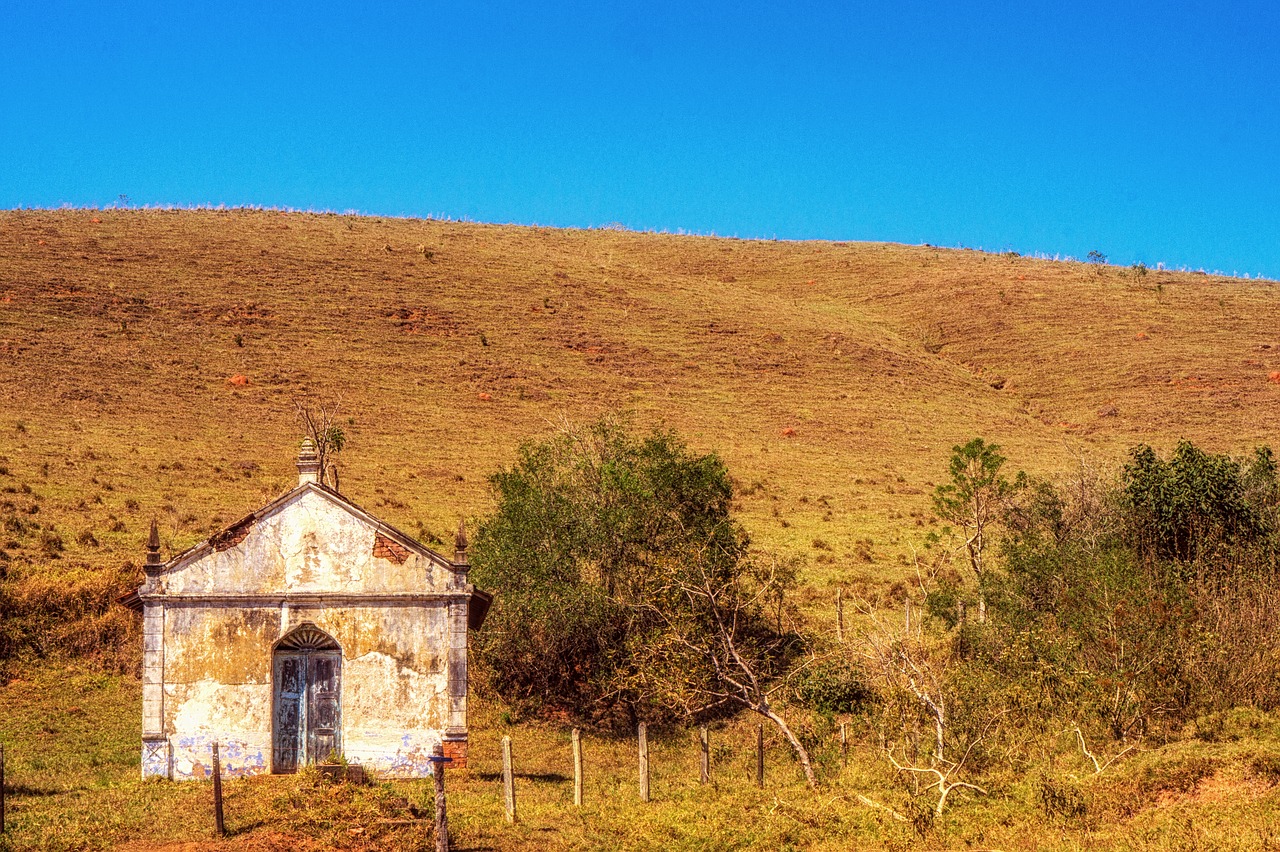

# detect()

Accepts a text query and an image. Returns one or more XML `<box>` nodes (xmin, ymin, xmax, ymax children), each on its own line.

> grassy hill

<box><xmin>3</xmin><ymin>208</ymin><xmax>1280</xmax><ymax>849</ymax></box>
<box><xmin>4</xmin><ymin>209</ymin><xmax>1278</xmax><ymax>589</ymax></box>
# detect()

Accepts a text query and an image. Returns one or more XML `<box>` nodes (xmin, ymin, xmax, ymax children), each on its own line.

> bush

<box><xmin>793</xmin><ymin>658</ymin><xmax>871</xmax><ymax>715</ymax></box>
<box><xmin>471</xmin><ymin>419</ymin><xmax>785</xmax><ymax>728</ymax></box>
<box><xmin>38</xmin><ymin>528</ymin><xmax>63</xmax><ymax>558</ymax></box>
<box><xmin>990</xmin><ymin>440</ymin><xmax>1280</xmax><ymax>737</ymax></box>
<box><xmin>1123</xmin><ymin>442</ymin><xmax>1277</xmax><ymax>569</ymax></box>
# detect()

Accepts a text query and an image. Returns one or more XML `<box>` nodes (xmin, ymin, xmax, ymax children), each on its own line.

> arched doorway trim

<box><xmin>272</xmin><ymin>623</ymin><xmax>342</xmax><ymax>773</ymax></box>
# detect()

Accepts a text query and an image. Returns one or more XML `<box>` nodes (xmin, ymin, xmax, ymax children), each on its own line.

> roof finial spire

<box><xmin>144</xmin><ymin>518</ymin><xmax>164</xmax><ymax>576</ymax></box>
<box><xmin>454</xmin><ymin>519</ymin><xmax>469</xmax><ymax>568</ymax></box>
<box><xmin>296</xmin><ymin>436</ymin><xmax>321</xmax><ymax>486</ymax></box>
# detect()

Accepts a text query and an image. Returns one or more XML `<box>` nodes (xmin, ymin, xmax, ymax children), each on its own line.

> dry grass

<box><xmin>3</xmin><ymin>209</ymin><xmax>1280</xmax><ymax>848</ymax></box>
<box><xmin>8</xmin><ymin>665</ymin><xmax>1280</xmax><ymax>850</ymax></box>
<box><xmin>2</xmin><ymin>209</ymin><xmax>1277</xmax><ymax>599</ymax></box>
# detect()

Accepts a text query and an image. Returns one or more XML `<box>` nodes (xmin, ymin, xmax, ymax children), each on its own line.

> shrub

<box><xmin>38</xmin><ymin>528</ymin><xmax>64</xmax><ymax>558</ymax></box>
<box><xmin>1123</xmin><ymin>441</ymin><xmax>1277</xmax><ymax>568</ymax></box>
<box><xmin>992</xmin><ymin>440</ymin><xmax>1280</xmax><ymax>736</ymax></box>
<box><xmin>793</xmin><ymin>658</ymin><xmax>871</xmax><ymax>714</ymax></box>
<box><xmin>471</xmin><ymin>419</ymin><xmax>786</xmax><ymax>728</ymax></box>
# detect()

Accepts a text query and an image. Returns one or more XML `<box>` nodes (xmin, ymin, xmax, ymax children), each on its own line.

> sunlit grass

<box><xmin>7</xmin><ymin>666</ymin><xmax>1280</xmax><ymax>850</ymax></box>
<box><xmin>4</xmin><ymin>210</ymin><xmax>1280</xmax><ymax>848</ymax></box>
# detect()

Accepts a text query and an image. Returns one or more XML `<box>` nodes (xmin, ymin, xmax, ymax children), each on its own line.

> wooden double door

<box><xmin>273</xmin><ymin>643</ymin><xmax>342</xmax><ymax>773</ymax></box>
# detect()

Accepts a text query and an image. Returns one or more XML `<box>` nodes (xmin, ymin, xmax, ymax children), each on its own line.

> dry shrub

<box><xmin>0</xmin><ymin>562</ymin><xmax>141</xmax><ymax>678</ymax></box>
<box><xmin>1182</xmin><ymin>578</ymin><xmax>1280</xmax><ymax>711</ymax></box>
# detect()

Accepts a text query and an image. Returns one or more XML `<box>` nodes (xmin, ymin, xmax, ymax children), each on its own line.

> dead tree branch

<box><xmin>294</xmin><ymin>399</ymin><xmax>346</xmax><ymax>487</ymax></box>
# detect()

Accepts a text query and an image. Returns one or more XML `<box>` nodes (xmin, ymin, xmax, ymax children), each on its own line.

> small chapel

<box><xmin>124</xmin><ymin>438</ymin><xmax>491</xmax><ymax>780</ymax></box>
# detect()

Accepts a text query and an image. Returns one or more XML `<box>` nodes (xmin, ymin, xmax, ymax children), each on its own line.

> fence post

<box><xmin>638</xmin><ymin>722</ymin><xmax>650</xmax><ymax>802</ymax></box>
<box><xmin>836</xmin><ymin>588</ymin><xmax>845</xmax><ymax>643</ymax></box>
<box><xmin>840</xmin><ymin>722</ymin><xmax>848</xmax><ymax>764</ymax></box>
<box><xmin>432</xmin><ymin>744</ymin><xmax>450</xmax><ymax>852</ymax></box>
<box><xmin>501</xmin><ymin>735</ymin><xmax>517</xmax><ymax>824</ymax></box>
<box><xmin>699</xmin><ymin>726</ymin><xmax>710</xmax><ymax>784</ymax></box>
<box><xmin>572</xmin><ymin>727</ymin><xmax>583</xmax><ymax>807</ymax></box>
<box><xmin>212</xmin><ymin>741</ymin><xmax>225</xmax><ymax>837</ymax></box>
<box><xmin>755</xmin><ymin>724</ymin><xmax>764</xmax><ymax>788</ymax></box>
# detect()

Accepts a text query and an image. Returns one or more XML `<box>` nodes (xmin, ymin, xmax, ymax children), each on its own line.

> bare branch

<box><xmin>1073</xmin><ymin>726</ymin><xmax>1137</xmax><ymax>775</ymax></box>
<box><xmin>855</xmin><ymin>794</ymin><xmax>909</xmax><ymax>822</ymax></box>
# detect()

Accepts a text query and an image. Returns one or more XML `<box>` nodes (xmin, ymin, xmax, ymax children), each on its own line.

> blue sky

<box><xmin>3</xmin><ymin>2</ymin><xmax>1277</xmax><ymax>277</ymax></box>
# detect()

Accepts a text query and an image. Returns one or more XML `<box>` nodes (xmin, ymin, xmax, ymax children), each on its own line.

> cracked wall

<box><xmin>142</xmin><ymin>486</ymin><xmax>466</xmax><ymax>780</ymax></box>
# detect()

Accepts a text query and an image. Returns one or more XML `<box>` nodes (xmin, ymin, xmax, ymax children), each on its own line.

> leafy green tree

<box><xmin>471</xmin><ymin>419</ymin><xmax>790</xmax><ymax>732</ymax></box>
<box><xmin>1123</xmin><ymin>441</ymin><xmax>1277</xmax><ymax>570</ymax></box>
<box><xmin>932</xmin><ymin>438</ymin><xmax>1015</xmax><ymax>623</ymax></box>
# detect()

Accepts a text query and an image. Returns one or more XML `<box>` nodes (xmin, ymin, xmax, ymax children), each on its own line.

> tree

<box><xmin>471</xmin><ymin>420</ymin><xmax>815</xmax><ymax>782</ymax></box>
<box><xmin>859</xmin><ymin>596</ymin><xmax>999</xmax><ymax>817</ymax></box>
<box><xmin>932</xmin><ymin>438</ymin><xmax>1013</xmax><ymax>623</ymax></box>
<box><xmin>1123</xmin><ymin>441</ymin><xmax>1277</xmax><ymax>569</ymax></box>
<box><xmin>635</xmin><ymin>548</ymin><xmax>817</xmax><ymax>787</ymax></box>
<box><xmin>471</xmin><ymin>419</ymin><xmax>749</xmax><ymax>725</ymax></box>
<box><xmin>294</xmin><ymin>399</ymin><xmax>346</xmax><ymax>488</ymax></box>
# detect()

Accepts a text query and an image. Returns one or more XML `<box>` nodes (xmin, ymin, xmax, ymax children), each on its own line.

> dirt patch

<box><xmin>386</xmin><ymin>306</ymin><xmax>461</xmax><ymax>336</ymax></box>
<box><xmin>1154</xmin><ymin>768</ymin><xmax>1271</xmax><ymax>808</ymax></box>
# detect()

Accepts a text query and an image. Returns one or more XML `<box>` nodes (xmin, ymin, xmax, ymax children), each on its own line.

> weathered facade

<box><xmin>128</xmin><ymin>439</ymin><xmax>490</xmax><ymax>780</ymax></box>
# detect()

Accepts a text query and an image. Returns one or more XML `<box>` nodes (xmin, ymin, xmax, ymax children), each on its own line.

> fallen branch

<box><xmin>855</xmin><ymin>793</ymin><xmax>908</xmax><ymax>822</ymax></box>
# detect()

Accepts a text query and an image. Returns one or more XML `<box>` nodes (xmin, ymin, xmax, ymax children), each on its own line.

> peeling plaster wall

<box><xmin>159</xmin><ymin>602</ymin><xmax>455</xmax><ymax>779</ymax></box>
<box><xmin>161</xmin><ymin>488</ymin><xmax>461</xmax><ymax>597</ymax></box>
<box><xmin>143</xmin><ymin>485</ymin><xmax>467</xmax><ymax>780</ymax></box>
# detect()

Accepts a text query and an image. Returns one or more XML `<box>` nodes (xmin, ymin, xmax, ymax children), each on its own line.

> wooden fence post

<box><xmin>699</xmin><ymin>726</ymin><xmax>710</xmax><ymax>784</ymax></box>
<box><xmin>212</xmin><ymin>741</ymin><xmax>226</xmax><ymax>837</ymax></box>
<box><xmin>501</xmin><ymin>736</ymin><xmax>517</xmax><ymax>824</ymax></box>
<box><xmin>836</xmin><ymin>588</ymin><xmax>845</xmax><ymax>643</ymax></box>
<box><xmin>755</xmin><ymin>724</ymin><xmax>764</xmax><ymax>788</ymax></box>
<box><xmin>840</xmin><ymin>722</ymin><xmax>848</xmax><ymax>764</ymax></box>
<box><xmin>572</xmin><ymin>728</ymin><xmax>583</xmax><ymax>807</ymax></box>
<box><xmin>432</xmin><ymin>745</ymin><xmax>450</xmax><ymax>852</ymax></box>
<box><xmin>638</xmin><ymin>722</ymin><xmax>650</xmax><ymax>802</ymax></box>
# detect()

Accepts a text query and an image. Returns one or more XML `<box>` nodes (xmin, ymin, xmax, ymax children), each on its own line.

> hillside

<box><xmin>2</xmin><ymin>209</ymin><xmax>1278</xmax><ymax>595</ymax></box>
<box><xmin>4</xmin><ymin>209</ymin><xmax>1280</xmax><ymax>850</ymax></box>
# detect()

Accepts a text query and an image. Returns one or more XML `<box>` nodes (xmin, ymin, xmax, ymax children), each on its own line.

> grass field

<box><xmin>3</xmin><ymin>208</ymin><xmax>1280</xmax><ymax>849</ymax></box>
<box><xmin>7</xmin><ymin>665</ymin><xmax>1280</xmax><ymax>850</ymax></box>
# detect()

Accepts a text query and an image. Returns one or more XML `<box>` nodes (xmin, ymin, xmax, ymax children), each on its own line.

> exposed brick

<box><xmin>372</xmin><ymin>533</ymin><xmax>411</xmax><ymax>564</ymax></box>
<box><xmin>210</xmin><ymin>517</ymin><xmax>254</xmax><ymax>551</ymax></box>
<box><xmin>442</xmin><ymin>740</ymin><xmax>467</xmax><ymax>769</ymax></box>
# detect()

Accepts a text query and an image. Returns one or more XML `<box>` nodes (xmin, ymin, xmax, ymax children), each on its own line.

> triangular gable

<box><xmin>156</xmin><ymin>482</ymin><xmax>461</xmax><ymax>597</ymax></box>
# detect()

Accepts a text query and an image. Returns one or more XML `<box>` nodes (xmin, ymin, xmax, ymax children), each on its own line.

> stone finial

<box><xmin>454</xmin><ymin>519</ymin><xmax>469</xmax><ymax>567</ymax></box>
<box><xmin>297</xmin><ymin>436</ymin><xmax>321</xmax><ymax>485</ymax></box>
<box><xmin>144</xmin><ymin>518</ymin><xmax>164</xmax><ymax>576</ymax></box>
